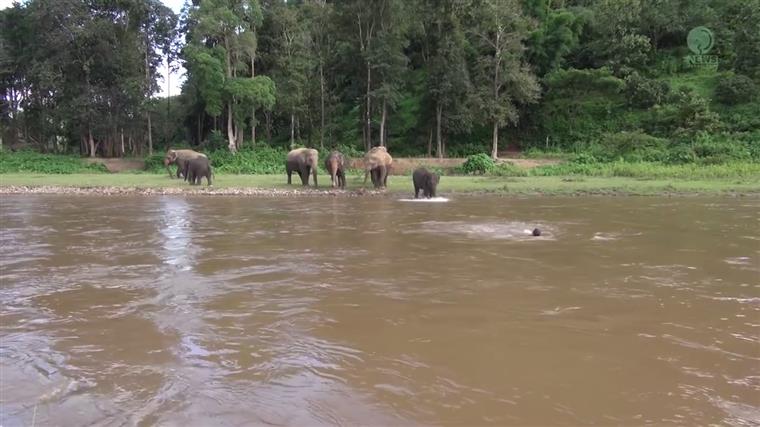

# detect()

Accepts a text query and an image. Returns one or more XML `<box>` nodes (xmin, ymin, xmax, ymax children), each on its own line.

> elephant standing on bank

<box><xmin>186</xmin><ymin>157</ymin><xmax>213</xmax><ymax>186</ymax></box>
<box><xmin>164</xmin><ymin>149</ymin><xmax>207</xmax><ymax>179</ymax></box>
<box><xmin>324</xmin><ymin>151</ymin><xmax>347</xmax><ymax>189</ymax></box>
<box><xmin>363</xmin><ymin>146</ymin><xmax>393</xmax><ymax>189</ymax></box>
<box><xmin>286</xmin><ymin>148</ymin><xmax>319</xmax><ymax>187</ymax></box>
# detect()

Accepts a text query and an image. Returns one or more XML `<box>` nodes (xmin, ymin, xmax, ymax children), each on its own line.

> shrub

<box><xmin>571</xmin><ymin>152</ymin><xmax>599</xmax><ymax>164</ymax></box>
<box><xmin>0</xmin><ymin>150</ymin><xmax>108</xmax><ymax>174</ymax></box>
<box><xmin>715</xmin><ymin>74</ymin><xmax>758</xmax><ymax>105</ymax></box>
<box><xmin>624</xmin><ymin>72</ymin><xmax>670</xmax><ymax>107</ymax></box>
<box><xmin>598</xmin><ymin>131</ymin><xmax>669</xmax><ymax>162</ymax></box>
<box><xmin>691</xmin><ymin>133</ymin><xmax>752</xmax><ymax>164</ymax></box>
<box><xmin>447</xmin><ymin>142</ymin><xmax>491</xmax><ymax>157</ymax></box>
<box><xmin>490</xmin><ymin>162</ymin><xmax>528</xmax><ymax>177</ymax></box>
<box><xmin>666</xmin><ymin>145</ymin><xmax>696</xmax><ymax>164</ymax></box>
<box><xmin>544</xmin><ymin>67</ymin><xmax>625</xmax><ymax>96</ymax></box>
<box><xmin>459</xmin><ymin>153</ymin><xmax>495</xmax><ymax>174</ymax></box>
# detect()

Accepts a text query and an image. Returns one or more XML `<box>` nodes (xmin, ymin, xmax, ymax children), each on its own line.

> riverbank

<box><xmin>1</xmin><ymin>173</ymin><xmax>758</xmax><ymax>196</ymax></box>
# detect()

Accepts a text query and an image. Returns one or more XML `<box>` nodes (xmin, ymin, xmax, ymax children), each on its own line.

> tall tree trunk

<box><xmin>379</xmin><ymin>99</ymin><xmax>387</xmax><ymax>147</ymax></box>
<box><xmin>427</xmin><ymin>127</ymin><xmax>432</xmax><ymax>157</ymax></box>
<box><xmin>251</xmin><ymin>55</ymin><xmax>256</xmax><ymax>146</ymax></box>
<box><xmin>227</xmin><ymin>103</ymin><xmax>237</xmax><ymax>152</ymax></box>
<box><xmin>145</xmin><ymin>35</ymin><xmax>153</xmax><ymax>156</ymax></box>
<box><xmin>197</xmin><ymin>113</ymin><xmax>202</xmax><ymax>146</ymax></box>
<box><xmin>224</xmin><ymin>37</ymin><xmax>236</xmax><ymax>152</ymax></box>
<box><xmin>236</xmin><ymin>122</ymin><xmax>243</xmax><ymax>149</ymax></box>
<box><xmin>265</xmin><ymin>111</ymin><xmax>272</xmax><ymax>142</ymax></box>
<box><xmin>365</xmin><ymin>62</ymin><xmax>372</xmax><ymax>150</ymax></box>
<box><xmin>491</xmin><ymin>32</ymin><xmax>501</xmax><ymax>160</ymax></box>
<box><xmin>319</xmin><ymin>61</ymin><xmax>325</xmax><ymax>149</ymax></box>
<box><xmin>290</xmin><ymin>112</ymin><xmax>295</xmax><ymax>147</ymax></box>
<box><xmin>120</xmin><ymin>128</ymin><xmax>125</xmax><ymax>157</ymax></box>
<box><xmin>436</xmin><ymin>102</ymin><xmax>443</xmax><ymax>159</ymax></box>
<box><xmin>491</xmin><ymin>121</ymin><xmax>499</xmax><ymax>160</ymax></box>
<box><xmin>88</xmin><ymin>126</ymin><xmax>95</xmax><ymax>158</ymax></box>
<box><xmin>166</xmin><ymin>59</ymin><xmax>171</xmax><ymax>144</ymax></box>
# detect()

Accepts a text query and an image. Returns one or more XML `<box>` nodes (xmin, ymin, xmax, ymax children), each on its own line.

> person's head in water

<box><xmin>532</xmin><ymin>228</ymin><xmax>541</xmax><ymax>236</ymax></box>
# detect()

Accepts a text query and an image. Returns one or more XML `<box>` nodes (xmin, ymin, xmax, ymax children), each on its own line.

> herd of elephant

<box><xmin>163</xmin><ymin>147</ymin><xmax>440</xmax><ymax>198</ymax></box>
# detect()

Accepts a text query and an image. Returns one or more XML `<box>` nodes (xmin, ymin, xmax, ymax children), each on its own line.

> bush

<box><xmin>691</xmin><ymin>133</ymin><xmax>752</xmax><ymax>164</ymax></box>
<box><xmin>598</xmin><ymin>131</ymin><xmax>669</xmax><ymax>162</ymax></box>
<box><xmin>447</xmin><ymin>142</ymin><xmax>491</xmax><ymax>157</ymax></box>
<box><xmin>210</xmin><ymin>146</ymin><xmax>288</xmax><ymax>174</ymax></box>
<box><xmin>144</xmin><ymin>154</ymin><xmax>167</xmax><ymax>173</ymax></box>
<box><xmin>0</xmin><ymin>150</ymin><xmax>108</xmax><ymax>174</ymax></box>
<box><xmin>490</xmin><ymin>162</ymin><xmax>528</xmax><ymax>177</ymax></box>
<box><xmin>666</xmin><ymin>145</ymin><xmax>696</xmax><ymax>164</ymax></box>
<box><xmin>624</xmin><ymin>72</ymin><xmax>670</xmax><ymax>107</ymax></box>
<box><xmin>459</xmin><ymin>153</ymin><xmax>495</xmax><ymax>174</ymax></box>
<box><xmin>571</xmin><ymin>152</ymin><xmax>599</xmax><ymax>164</ymax></box>
<box><xmin>715</xmin><ymin>74</ymin><xmax>758</xmax><ymax>105</ymax></box>
<box><xmin>544</xmin><ymin>67</ymin><xmax>625</xmax><ymax>95</ymax></box>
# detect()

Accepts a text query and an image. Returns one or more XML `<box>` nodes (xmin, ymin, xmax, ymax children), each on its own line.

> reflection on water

<box><xmin>1</xmin><ymin>195</ymin><xmax>759</xmax><ymax>426</ymax></box>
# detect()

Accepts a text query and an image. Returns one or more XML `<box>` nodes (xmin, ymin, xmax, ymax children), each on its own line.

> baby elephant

<box><xmin>186</xmin><ymin>157</ymin><xmax>212</xmax><ymax>186</ymax></box>
<box><xmin>412</xmin><ymin>167</ymin><xmax>440</xmax><ymax>198</ymax></box>
<box><xmin>324</xmin><ymin>150</ymin><xmax>347</xmax><ymax>189</ymax></box>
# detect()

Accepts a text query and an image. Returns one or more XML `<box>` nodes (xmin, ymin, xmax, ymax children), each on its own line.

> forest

<box><xmin>1</xmin><ymin>0</ymin><xmax>759</xmax><ymax>164</ymax></box>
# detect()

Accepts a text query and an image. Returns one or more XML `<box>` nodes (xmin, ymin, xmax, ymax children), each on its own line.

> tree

<box><xmin>469</xmin><ymin>0</ymin><xmax>540</xmax><ymax>159</ymax></box>
<box><xmin>423</xmin><ymin>0</ymin><xmax>475</xmax><ymax>158</ymax></box>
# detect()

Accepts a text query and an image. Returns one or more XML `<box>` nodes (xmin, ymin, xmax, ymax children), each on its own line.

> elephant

<box><xmin>286</xmin><ymin>148</ymin><xmax>319</xmax><ymax>187</ymax></box>
<box><xmin>324</xmin><ymin>150</ymin><xmax>347</xmax><ymax>189</ymax></box>
<box><xmin>363</xmin><ymin>146</ymin><xmax>393</xmax><ymax>189</ymax></box>
<box><xmin>164</xmin><ymin>149</ymin><xmax>207</xmax><ymax>179</ymax></box>
<box><xmin>412</xmin><ymin>167</ymin><xmax>440</xmax><ymax>198</ymax></box>
<box><xmin>185</xmin><ymin>156</ymin><xmax>213</xmax><ymax>186</ymax></box>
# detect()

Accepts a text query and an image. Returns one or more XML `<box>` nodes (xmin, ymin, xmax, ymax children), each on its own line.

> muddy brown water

<box><xmin>1</xmin><ymin>195</ymin><xmax>758</xmax><ymax>426</ymax></box>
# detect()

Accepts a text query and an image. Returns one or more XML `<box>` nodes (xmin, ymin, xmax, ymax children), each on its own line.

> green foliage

<box><xmin>544</xmin><ymin>68</ymin><xmax>625</xmax><ymax>95</ymax></box>
<box><xmin>491</xmin><ymin>162</ymin><xmax>529</xmax><ymax>177</ymax></box>
<box><xmin>0</xmin><ymin>151</ymin><xmax>107</xmax><ymax>174</ymax></box>
<box><xmin>144</xmin><ymin>154</ymin><xmax>167</xmax><ymax>173</ymax></box>
<box><xmin>596</xmin><ymin>131</ymin><xmax>669</xmax><ymax>162</ymax></box>
<box><xmin>210</xmin><ymin>146</ymin><xmax>288</xmax><ymax>174</ymax></box>
<box><xmin>529</xmin><ymin>161</ymin><xmax>760</xmax><ymax>179</ymax></box>
<box><xmin>715</xmin><ymin>74</ymin><xmax>758</xmax><ymax>105</ymax></box>
<box><xmin>460</xmin><ymin>153</ymin><xmax>495</xmax><ymax>174</ymax></box>
<box><xmin>624</xmin><ymin>72</ymin><xmax>671</xmax><ymax>107</ymax></box>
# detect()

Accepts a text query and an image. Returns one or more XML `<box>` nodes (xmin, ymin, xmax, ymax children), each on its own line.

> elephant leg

<box><xmin>300</xmin><ymin>166</ymin><xmax>309</xmax><ymax>186</ymax></box>
<box><xmin>414</xmin><ymin>184</ymin><xmax>420</xmax><ymax>198</ymax></box>
<box><xmin>312</xmin><ymin>166</ymin><xmax>318</xmax><ymax>188</ymax></box>
<box><xmin>286</xmin><ymin>165</ymin><xmax>293</xmax><ymax>185</ymax></box>
<box><xmin>363</xmin><ymin>169</ymin><xmax>371</xmax><ymax>187</ymax></box>
<box><xmin>377</xmin><ymin>165</ymin><xmax>387</xmax><ymax>189</ymax></box>
<box><xmin>383</xmin><ymin>165</ymin><xmax>390</xmax><ymax>188</ymax></box>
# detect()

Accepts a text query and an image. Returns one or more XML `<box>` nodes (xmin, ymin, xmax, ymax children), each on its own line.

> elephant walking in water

<box><xmin>286</xmin><ymin>148</ymin><xmax>319</xmax><ymax>187</ymax></box>
<box><xmin>363</xmin><ymin>146</ymin><xmax>393</xmax><ymax>189</ymax></box>
<box><xmin>413</xmin><ymin>167</ymin><xmax>440</xmax><ymax>198</ymax></box>
<box><xmin>324</xmin><ymin>150</ymin><xmax>346</xmax><ymax>189</ymax></box>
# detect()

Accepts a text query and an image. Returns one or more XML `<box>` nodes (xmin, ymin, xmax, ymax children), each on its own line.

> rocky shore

<box><xmin>0</xmin><ymin>185</ymin><xmax>389</xmax><ymax>197</ymax></box>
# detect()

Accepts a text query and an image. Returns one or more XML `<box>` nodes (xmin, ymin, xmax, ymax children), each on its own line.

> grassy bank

<box><xmin>1</xmin><ymin>173</ymin><xmax>758</xmax><ymax>195</ymax></box>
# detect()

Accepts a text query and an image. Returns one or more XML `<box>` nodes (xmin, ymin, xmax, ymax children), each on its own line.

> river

<box><xmin>1</xmin><ymin>194</ymin><xmax>758</xmax><ymax>426</ymax></box>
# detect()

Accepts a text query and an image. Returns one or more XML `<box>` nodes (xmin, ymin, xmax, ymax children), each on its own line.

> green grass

<box><xmin>1</xmin><ymin>172</ymin><xmax>758</xmax><ymax>195</ymax></box>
